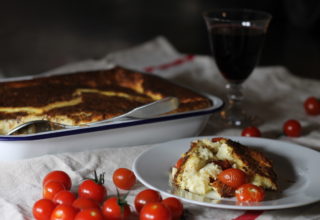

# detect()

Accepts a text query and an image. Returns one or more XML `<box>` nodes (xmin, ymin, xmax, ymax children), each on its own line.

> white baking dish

<box><xmin>0</xmin><ymin>93</ymin><xmax>223</xmax><ymax>161</ymax></box>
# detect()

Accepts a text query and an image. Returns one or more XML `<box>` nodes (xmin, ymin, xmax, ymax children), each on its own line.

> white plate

<box><xmin>133</xmin><ymin>136</ymin><xmax>320</xmax><ymax>210</ymax></box>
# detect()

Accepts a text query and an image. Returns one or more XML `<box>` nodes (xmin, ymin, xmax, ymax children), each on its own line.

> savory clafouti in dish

<box><xmin>171</xmin><ymin>138</ymin><xmax>278</xmax><ymax>202</ymax></box>
<box><xmin>0</xmin><ymin>66</ymin><xmax>212</xmax><ymax>135</ymax></box>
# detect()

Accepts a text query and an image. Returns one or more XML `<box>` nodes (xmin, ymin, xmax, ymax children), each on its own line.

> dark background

<box><xmin>1</xmin><ymin>0</ymin><xmax>320</xmax><ymax>79</ymax></box>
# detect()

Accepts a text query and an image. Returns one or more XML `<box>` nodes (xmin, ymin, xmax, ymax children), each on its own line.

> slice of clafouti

<box><xmin>171</xmin><ymin>138</ymin><xmax>278</xmax><ymax>198</ymax></box>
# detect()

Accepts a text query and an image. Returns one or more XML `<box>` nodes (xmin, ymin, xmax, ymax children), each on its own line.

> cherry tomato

<box><xmin>112</xmin><ymin>168</ymin><xmax>136</xmax><ymax>190</ymax></box>
<box><xmin>134</xmin><ymin>189</ymin><xmax>162</xmax><ymax>213</ymax></box>
<box><xmin>283</xmin><ymin>119</ymin><xmax>302</xmax><ymax>137</ymax></box>
<box><xmin>102</xmin><ymin>197</ymin><xmax>131</xmax><ymax>220</ymax></box>
<box><xmin>43</xmin><ymin>170</ymin><xmax>72</xmax><ymax>190</ymax></box>
<box><xmin>162</xmin><ymin>197</ymin><xmax>183</xmax><ymax>220</ymax></box>
<box><xmin>217</xmin><ymin>168</ymin><xmax>247</xmax><ymax>189</ymax></box>
<box><xmin>50</xmin><ymin>204</ymin><xmax>78</xmax><ymax>220</ymax></box>
<box><xmin>212</xmin><ymin>137</ymin><xmax>226</xmax><ymax>142</ymax></box>
<box><xmin>174</xmin><ymin>157</ymin><xmax>184</xmax><ymax>169</ymax></box>
<box><xmin>241</xmin><ymin>126</ymin><xmax>261</xmax><ymax>137</ymax></box>
<box><xmin>140</xmin><ymin>202</ymin><xmax>172</xmax><ymax>220</ymax></box>
<box><xmin>235</xmin><ymin>183</ymin><xmax>265</xmax><ymax>202</ymax></box>
<box><xmin>53</xmin><ymin>190</ymin><xmax>76</xmax><ymax>205</ymax></box>
<box><xmin>33</xmin><ymin>198</ymin><xmax>56</xmax><ymax>220</ymax></box>
<box><xmin>72</xmin><ymin>197</ymin><xmax>100</xmax><ymax>210</ymax></box>
<box><xmin>78</xmin><ymin>171</ymin><xmax>107</xmax><ymax>203</ymax></box>
<box><xmin>304</xmin><ymin>96</ymin><xmax>320</xmax><ymax>115</ymax></box>
<box><xmin>74</xmin><ymin>208</ymin><xmax>104</xmax><ymax>220</ymax></box>
<box><xmin>43</xmin><ymin>181</ymin><xmax>65</xmax><ymax>200</ymax></box>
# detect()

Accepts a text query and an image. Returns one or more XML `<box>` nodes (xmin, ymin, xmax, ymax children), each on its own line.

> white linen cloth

<box><xmin>0</xmin><ymin>36</ymin><xmax>319</xmax><ymax>219</ymax></box>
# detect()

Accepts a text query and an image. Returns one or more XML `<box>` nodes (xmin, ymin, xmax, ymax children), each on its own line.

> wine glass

<box><xmin>203</xmin><ymin>9</ymin><xmax>272</xmax><ymax>127</ymax></box>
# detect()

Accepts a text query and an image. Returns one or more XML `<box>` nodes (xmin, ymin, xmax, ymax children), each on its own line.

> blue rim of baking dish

<box><xmin>0</xmin><ymin>94</ymin><xmax>224</xmax><ymax>141</ymax></box>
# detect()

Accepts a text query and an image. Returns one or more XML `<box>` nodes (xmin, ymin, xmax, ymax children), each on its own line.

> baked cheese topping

<box><xmin>0</xmin><ymin>67</ymin><xmax>213</xmax><ymax>135</ymax></box>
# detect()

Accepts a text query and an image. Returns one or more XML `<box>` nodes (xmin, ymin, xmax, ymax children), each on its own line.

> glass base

<box><xmin>218</xmin><ymin>107</ymin><xmax>262</xmax><ymax>128</ymax></box>
<box><xmin>204</xmin><ymin>109</ymin><xmax>262</xmax><ymax>136</ymax></box>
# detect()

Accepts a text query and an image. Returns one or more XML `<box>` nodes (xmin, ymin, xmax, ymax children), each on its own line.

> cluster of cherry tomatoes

<box><xmin>241</xmin><ymin>96</ymin><xmax>320</xmax><ymax>138</ymax></box>
<box><xmin>33</xmin><ymin>169</ymin><xmax>184</xmax><ymax>220</ymax></box>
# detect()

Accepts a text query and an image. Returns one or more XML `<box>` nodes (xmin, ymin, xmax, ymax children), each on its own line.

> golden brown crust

<box><xmin>225</xmin><ymin>139</ymin><xmax>278</xmax><ymax>190</ymax></box>
<box><xmin>0</xmin><ymin>66</ymin><xmax>212</xmax><ymax>134</ymax></box>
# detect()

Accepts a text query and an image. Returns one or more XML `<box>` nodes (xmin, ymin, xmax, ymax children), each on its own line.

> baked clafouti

<box><xmin>0</xmin><ymin>66</ymin><xmax>212</xmax><ymax>135</ymax></box>
<box><xmin>171</xmin><ymin>138</ymin><xmax>278</xmax><ymax>200</ymax></box>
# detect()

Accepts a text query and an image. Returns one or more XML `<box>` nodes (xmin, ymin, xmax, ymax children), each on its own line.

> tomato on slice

<box><xmin>32</xmin><ymin>198</ymin><xmax>56</xmax><ymax>220</ymax></box>
<box><xmin>74</xmin><ymin>208</ymin><xmax>104</xmax><ymax>220</ymax></box>
<box><xmin>53</xmin><ymin>190</ymin><xmax>76</xmax><ymax>206</ymax></box>
<box><xmin>212</xmin><ymin>137</ymin><xmax>226</xmax><ymax>142</ymax></box>
<box><xmin>235</xmin><ymin>183</ymin><xmax>265</xmax><ymax>202</ymax></box>
<box><xmin>241</xmin><ymin>126</ymin><xmax>261</xmax><ymax>137</ymax></box>
<box><xmin>43</xmin><ymin>181</ymin><xmax>65</xmax><ymax>200</ymax></box>
<box><xmin>43</xmin><ymin>170</ymin><xmax>72</xmax><ymax>190</ymax></box>
<box><xmin>72</xmin><ymin>197</ymin><xmax>100</xmax><ymax>210</ymax></box>
<box><xmin>217</xmin><ymin>168</ymin><xmax>247</xmax><ymax>189</ymax></box>
<box><xmin>112</xmin><ymin>168</ymin><xmax>136</xmax><ymax>190</ymax></box>
<box><xmin>78</xmin><ymin>171</ymin><xmax>107</xmax><ymax>203</ymax></box>
<box><xmin>174</xmin><ymin>157</ymin><xmax>184</xmax><ymax>169</ymax></box>
<box><xmin>50</xmin><ymin>204</ymin><xmax>78</xmax><ymax>220</ymax></box>
<box><xmin>134</xmin><ymin>189</ymin><xmax>162</xmax><ymax>213</ymax></box>
<box><xmin>162</xmin><ymin>197</ymin><xmax>183</xmax><ymax>220</ymax></box>
<box><xmin>102</xmin><ymin>197</ymin><xmax>131</xmax><ymax>220</ymax></box>
<box><xmin>283</xmin><ymin>119</ymin><xmax>302</xmax><ymax>137</ymax></box>
<box><xmin>140</xmin><ymin>202</ymin><xmax>172</xmax><ymax>220</ymax></box>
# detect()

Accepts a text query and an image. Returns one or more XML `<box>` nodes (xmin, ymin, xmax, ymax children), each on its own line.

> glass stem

<box><xmin>226</xmin><ymin>83</ymin><xmax>243</xmax><ymax>109</ymax></box>
<box><xmin>223</xmin><ymin>83</ymin><xmax>245</xmax><ymax>126</ymax></box>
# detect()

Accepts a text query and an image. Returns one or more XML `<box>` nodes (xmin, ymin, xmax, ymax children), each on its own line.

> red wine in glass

<box><xmin>210</xmin><ymin>24</ymin><xmax>266</xmax><ymax>84</ymax></box>
<box><xmin>203</xmin><ymin>9</ymin><xmax>272</xmax><ymax>127</ymax></box>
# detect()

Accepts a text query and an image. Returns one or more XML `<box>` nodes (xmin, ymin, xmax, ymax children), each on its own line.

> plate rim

<box><xmin>132</xmin><ymin>136</ymin><xmax>320</xmax><ymax>210</ymax></box>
